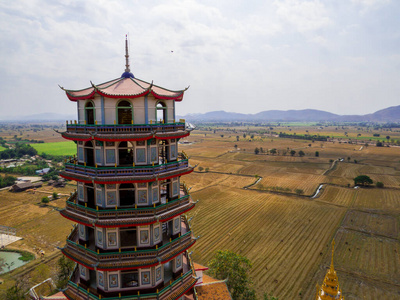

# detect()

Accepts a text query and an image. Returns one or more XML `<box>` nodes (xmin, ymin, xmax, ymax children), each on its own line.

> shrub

<box><xmin>41</xmin><ymin>197</ymin><xmax>49</xmax><ymax>204</ymax></box>
<box><xmin>295</xmin><ymin>189</ymin><xmax>304</xmax><ymax>195</ymax></box>
<box><xmin>376</xmin><ymin>182</ymin><xmax>384</xmax><ymax>188</ymax></box>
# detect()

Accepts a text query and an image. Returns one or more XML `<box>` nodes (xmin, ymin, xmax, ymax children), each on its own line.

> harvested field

<box><xmin>353</xmin><ymin>188</ymin><xmax>400</xmax><ymax>212</ymax></box>
<box><xmin>342</xmin><ymin>210</ymin><xmax>398</xmax><ymax>238</ymax></box>
<box><xmin>189</xmin><ymin>185</ymin><xmax>346</xmax><ymax>299</ymax></box>
<box><xmin>250</xmin><ymin>173</ymin><xmax>325</xmax><ymax>195</ymax></box>
<box><xmin>315</xmin><ymin>185</ymin><xmax>356</xmax><ymax>207</ymax></box>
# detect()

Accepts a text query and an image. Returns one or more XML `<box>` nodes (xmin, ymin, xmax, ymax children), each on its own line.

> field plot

<box><xmin>315</xmin><ymin>185</ymin><xmax>356</xmax><ymax>207</ymax></box>
<box><xmin>30</xmin><ymin>141</ymin><xmax>76</xmax><ymax>156</ymax></box>
<box><xmin>183</xmin><ymin>172</ymin><xmax>230</xmax><ymax>192</ymax></box>
<box><xmin>342</xmin><ymin>210</ymin><xmax>398</xmax><ymax>238</ymax></box>
<box><xmin>189</xmin><ymin>185</ymin><xmax>346</xmax><ymax>299</ymax></box>
<box><xmin>353</xmin><ymin>188</ymin><xmax>400</xmax><ymax>212</ymax></box>
<box><xmin>334</xmin><ymin>229</ymin><xmax>400</xmax><ymax>284</ymax></box>
<box><xmin>250</xmin><ymin>173</ymin><xmax>325</xmax><ymax>195</ymax></box>
<box><xmin>0</xmin><ymin>185</ymin><xmax>74</xmax><ymax>253</ymax></box>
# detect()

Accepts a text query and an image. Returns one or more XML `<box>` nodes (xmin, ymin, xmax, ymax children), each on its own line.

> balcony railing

<box><xmin>65</xmin><ymin>191</ymin><xmax>191</xmax><ymax>219</ymax></box>
<box><xmin>65</xmin><ymin>121</ymin><xmax>186</xmax><ymax>134</ymax></box>
<box><xmin>64</xmin><ymin>155</ymin><xmax>189</xmax><ymax>177</ymax></box>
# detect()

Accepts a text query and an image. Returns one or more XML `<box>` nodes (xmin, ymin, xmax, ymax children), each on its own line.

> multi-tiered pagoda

<box><xmin>59</xmin><ymin>38</ymin><xmax>198</xmax><ymax>300</ymax></box>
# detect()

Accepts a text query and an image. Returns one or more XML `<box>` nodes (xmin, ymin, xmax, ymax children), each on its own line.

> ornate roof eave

<box><xmin>60</xmin><ymin>78</ymin><xmax>188</xmax><ymax>102</ymax></box>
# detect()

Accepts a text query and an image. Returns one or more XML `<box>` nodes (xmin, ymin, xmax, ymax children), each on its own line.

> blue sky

<box><xmin>0</xmin><ymin>0</ymin><xmax>399</xmax><ymax>118</ymax></box>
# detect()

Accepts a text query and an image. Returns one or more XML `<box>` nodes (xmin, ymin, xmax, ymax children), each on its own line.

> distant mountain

<box><xmin>178</xmin><ymin>106</ymin><xmax>400</xmax><ymax>123</ymax></box>
<box><xmin>0</xmin><ymin>113</ymin><xmax>75</xmax><ymax>121</ymax></box>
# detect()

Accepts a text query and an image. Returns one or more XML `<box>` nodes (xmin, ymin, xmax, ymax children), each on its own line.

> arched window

<box><xmin>118</xmin><ymin>141</ymin><xmax>134</xmax><ymax>165</ymax></box>
<box><xmin>156</xmin><ymin>102</ymin><xmax>167</xmax><ymax>123</ymax></box>
<box><xmin>119</xmin><ymin>183</ymin><xmax>135</xmax><ymax>207</ymax></box>
<box><xmin>85</xmin><ymin>101</ymin><xmax>95</xmax><ymax>125</ymax></box>
<box><xmin>84</xmin><ymin>141</ymin><xmax>95</xmax><ymax>167</ymax></box>
<box><xmin>117</xmin><ymin>100</ymin><xmax>133</xmax><ymax>124</ymax></box>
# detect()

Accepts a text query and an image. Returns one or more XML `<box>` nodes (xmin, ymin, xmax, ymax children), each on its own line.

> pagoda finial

<box><xmin>121</xmin><ymin>35</ymin><xmax>134</xmax><ymax>78</ymax></box>
<box><xmin>125</xmin><ymin>34</ymin><xmax>130</xmax><ymax>73</ymax></box>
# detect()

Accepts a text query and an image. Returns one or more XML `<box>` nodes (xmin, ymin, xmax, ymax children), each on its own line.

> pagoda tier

<box><xmin>64</xmin><ymin>252</ymin><xmax>197</xmax><ymax>300</ymax></box>
<box><xmin>60</xmin><ymin>38</ymin><xmax>197</xmax><ymax>300</ymax></box>
<box><xmin>61</xmin><ymin>186</ymin><xmax>195</xmax><ymax>227</ymax></box>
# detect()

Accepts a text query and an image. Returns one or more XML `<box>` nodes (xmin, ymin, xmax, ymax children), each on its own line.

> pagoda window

<box><xmin>121</xmin><ymin>270</ymin><xmax>139</xmax><ymax>288</ymax></box>
<box><xmin>117</xmin><ymin>100</ymin><xmax>133</xmax><ymax>125</ymax></box>
<box><xmin>135</xmin><ymin>140</ymin><xmax>146</xmax><ymax>165</ymax></box>
<box><xmin>156</xmin><ymin>101</ymin><xmax>167</xmax><ymax>123</ymax></box>
<box><xmin>160</xmin><ymin>180</ymin><xmax>170</xmax><ymax>204</ymax></box>
<box><xmin>158</xmin><ymin>140</ymin><xmax>166</xmax><ymax>164</ymax></box>
<box><xmin>120</xmin><ymin>228</ymin><xmax>137</xmax><ymax>248</ymax></box>
<box><xmin>84</xmin><ymin>141</ymin><xmax>95</xmax><ymax>167</ymax></box>
<box><xmin>137</xmin><ymin>182</ymin><xmax>148</xmax><ymax>206</ymax></box>
<box><xmin>150</xmin><ymin>139</ymin><xmax>158</xmax><ymax>164</ymax></box>
<box><xmin>105</xmin><ymin>184</ymin><xmax>117</xmax><ymax>207</ymax></box>
<box><xmin>118</xmin><ymin>141</ymin><xmax>134</xmax><ymax>166</ymax></box>
<box><xmin>119</xmin><ymin>183</ymin><xmax>135</xmax><ymax>207</ymax></box>
<box><xmin>168</xmin><ymin>139</ymin><xmax>177</xmax><ymax>161</ymax></box>
<box><xmin>152</xmin><ymin>185</ymin><xmax>159</xmax><ymax>204</ymax></box>
<box><xmin>105</xmin><ymin>142</ymin><xmax>116</xmax><ymax>165</ymax></box>
<box><xmin>85</xmin><ymin>183</ymin><xmax>95</xmax><ymax>208</ymax></box>
<box><xmin>172</xmin><ymin>178</ymin><xmax>179</xmax><ymax>198</ymax></box>
<box><xmin>85</xmin><ymin>101</ymin><xmax>95</xmax><ymax>125</ymax></box>
<box><xmin>96</xmin><ymin>185</ymin><xmax>104</xmax><ymax>207</ymax></box>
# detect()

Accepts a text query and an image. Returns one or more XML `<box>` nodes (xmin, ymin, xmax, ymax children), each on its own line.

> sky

<box><xmin>0</xmin><ymin>0</ymin><xmax>399</xmax><ymax>119</ymax></box>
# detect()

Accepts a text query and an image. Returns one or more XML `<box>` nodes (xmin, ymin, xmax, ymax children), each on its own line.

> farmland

<box><xmin>0</xmin><ymin>122</ymin><xmax>400</xmax><ymax>299</ymax></box>
<box><xmin>30</xmin><ymin>141</ymin><xmax>76</xmax><ymax>156</ymax></box>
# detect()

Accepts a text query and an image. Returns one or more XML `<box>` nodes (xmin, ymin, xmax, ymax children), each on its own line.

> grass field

<box><xmin>0</xmin><ymin>146</ymin><xmax>6</xmax><ymax>151</ymax></box>
<box><xmin>30</xmin><ymin>141</ymin><xmax>76</xmax><ymax>156</ymax></box>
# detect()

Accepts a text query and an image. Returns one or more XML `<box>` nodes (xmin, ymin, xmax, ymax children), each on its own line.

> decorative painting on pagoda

<box><xmin>140</xmin><ymin>230</ymin><xmax>149</xmax><ymax>244</ymax></box>
<box><xmin>138</xmin><ymin>190</ymin><xmax>147</xmax><ymax>204</ymax></box>
<box><xmin>141</xmin><ymin>271</ymin><xmax>150</xmax><ymax>285</ymax></box>
<box><xmin>109</xmin><ymin>274</ymin><xmax>119</xmax><ymax>288</ymax></box>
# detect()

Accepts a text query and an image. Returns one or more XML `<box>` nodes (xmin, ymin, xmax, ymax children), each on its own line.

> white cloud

<box><xmin>274</xmin><ymin>0</ymin><xmax>332</xmax><ymax>33</ymax></box>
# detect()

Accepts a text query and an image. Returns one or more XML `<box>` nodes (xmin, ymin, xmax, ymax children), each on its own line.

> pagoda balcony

<box><xmin>62</xmin><ymin>218</ymin><xmax>195</xmax><ymax>271</ymax></box>
<box><xmin>64</xmin><ymin>252</ymin><xmax>197</xmax><ymax>300</ymax></box>
<box><xmin>61</xmin><ymin>191</ymin><xmax>195</xmax><ymax>227</ymax></box>
<box><xmin>66</xmin><ymin>121</ymin><xmax>185</xmax><ymax>134</ymax></box>
<box><xmin>63</xmin><ymin>155</ymin><xmax>189</xmax><ymax>178</ymax></box>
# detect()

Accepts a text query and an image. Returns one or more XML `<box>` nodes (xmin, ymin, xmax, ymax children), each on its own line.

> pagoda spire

<box><xmin>121</xmin><ymin>35</ymin><xmax>134</xmax><ymax>78</ymax></box>
<box><xmin>125</xmin><ymin>34</ymin><xmax>130</xmax><ymax>73</ymax></box>
<box><xmin>315</xmin><ymin>239</ymin><xmax>345</xmax><ymax>300</ymax></box>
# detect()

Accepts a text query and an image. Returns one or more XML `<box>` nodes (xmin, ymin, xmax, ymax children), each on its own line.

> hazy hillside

<box><xmin>179</xmin><ymin>105</ymin><xmax>400</xmax><ymax>122</ymax></box>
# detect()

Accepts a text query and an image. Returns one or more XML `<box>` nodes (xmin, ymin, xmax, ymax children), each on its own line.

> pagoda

<box><xmin>59</xmin><ymin>38</ymin><xmax>198</xmax><ymax>300</ymax></box>
<box><xmin>316</xmin><ymin>240</ymin><xmax>345</xmax><ymax>300</ymax></box>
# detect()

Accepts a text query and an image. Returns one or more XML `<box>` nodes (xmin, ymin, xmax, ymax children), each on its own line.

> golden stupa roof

<box><xmin>316</xmin><ymin>240</ymin><xmax>345</xmax><ymax>300</ymax></box>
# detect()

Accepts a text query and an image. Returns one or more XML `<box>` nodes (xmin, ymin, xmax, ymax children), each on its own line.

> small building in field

<box><xmin>10</xmin><ymin>181</ymin><xmax>42</xmax><ymax>192</ymax></box>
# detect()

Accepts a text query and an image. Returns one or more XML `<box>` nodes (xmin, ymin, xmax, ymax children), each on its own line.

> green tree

<box><xmin>6</xmin><ymin>281</ymin><xmax>26</xmax><ymax>300</ymax></box>
<box><xmin>354</xmin><ymin>175</ymin><xmax>373</xmax><ymax>186</ymax></box>
<box><xmin>298</xmin><ymin>150</ymin><xmax>305</xmax><ymax>157</ymax></box>
<box><xmin>208</xmin><ymin>250</ymin><xmax>256</xmax><ymax>300</ymax></box>
<box><xmin>52</xmin><ymin>192</ymin><xmax>58</xmax><ymax>200</ymax></box>
<box><xmin>269</xmin><ymin>148</ymin><xmax>277</xmax><ymax>155</ymax></box>
<box><xmin>290</xmin><ymin>150</ymin><xmax>296</xmax><ymax>156</ymax></box>
<box><xmin>56</xmin><ymin>256</ymin><xmax>75</xmax><ymax>289</ymax></box>
<box><xmin>41</xmin><ymin>197</ymin><xmax>49</xmax><ymax>204</ymax></box>
<box><xmin>198</xmin><ymin>166</ymin><xmax>204</xmax><ymax>172</ymax></box>
<box><xmin>315</xmin><ymin>151</ymin><xmax>319</xmax><ymax>157</ymax></box>
<box><xmin>254</xmin><ymin>147</ymin><xmax>260</xmax><ymax>155</ymax></box>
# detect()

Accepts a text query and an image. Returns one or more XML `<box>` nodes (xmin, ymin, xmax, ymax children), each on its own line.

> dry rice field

<box><xmin>183</xmin><ymin>128</ymin><xmax>400</xmax><ymax>299</ymax></box>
